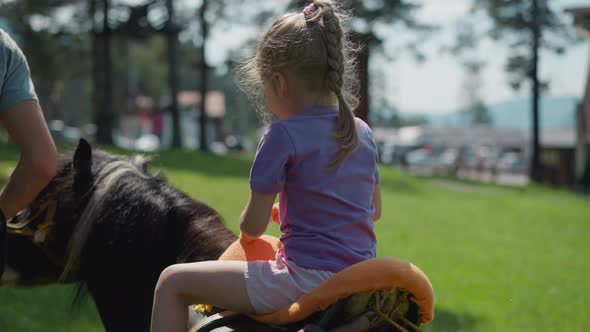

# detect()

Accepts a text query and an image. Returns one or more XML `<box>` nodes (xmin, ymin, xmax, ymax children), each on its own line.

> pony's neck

<box><xmin>174</xmin><ymin>206</ymin><xmax>237</xmax><ymax>263</ymax></box>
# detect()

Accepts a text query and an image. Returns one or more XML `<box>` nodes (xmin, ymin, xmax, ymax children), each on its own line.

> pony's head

<box><xmin>1</xmin><ymin>139</ymin><xmax>162</xmax><ymax>286</ymax></box>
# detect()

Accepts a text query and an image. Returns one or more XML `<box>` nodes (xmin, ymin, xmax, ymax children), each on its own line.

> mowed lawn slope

<box><xmin>1</xmin><ymin>144</ymin><xmax>589</xmax><ymax>332</ymax></box>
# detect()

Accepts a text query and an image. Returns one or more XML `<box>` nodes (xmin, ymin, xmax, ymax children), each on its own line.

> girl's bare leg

<box><xmin>150</xmin><ymin>260</ymin><xmax>254</xmax><ymax>332</ymax></box>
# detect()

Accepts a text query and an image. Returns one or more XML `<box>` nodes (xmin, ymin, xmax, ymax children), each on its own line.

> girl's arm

<box><xmin>239</xmin><ymin>191</ymin><xmax>277</xmax><ymax>239</ymax></box>
<box><xmin>0</xmin><ymin>101</ymin><xmax>57</xmax><ymax>219</ymax></box>
<box><xmin>372</xmin><ymin>184</ymin><xmax>382</xmax><ymax>222</ymax></box>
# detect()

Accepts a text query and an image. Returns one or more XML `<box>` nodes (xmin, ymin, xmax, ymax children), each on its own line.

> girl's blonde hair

<box><xmin>237</xmin><ymin>0</ymin><xmax>359</xmax><ymax>167</ymax></box>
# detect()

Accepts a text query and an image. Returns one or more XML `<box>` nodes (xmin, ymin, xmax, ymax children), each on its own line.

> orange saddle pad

<box><xmin>217</xmin><ymin>235</ymin><xmax>434</xmax><ymax>326</ymax></box>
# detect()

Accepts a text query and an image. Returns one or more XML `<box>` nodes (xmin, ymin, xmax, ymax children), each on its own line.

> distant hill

<box><xmin>402</xmin><ymin>96</ymin><xmax>580</xmax><ymax>129</ymax></box>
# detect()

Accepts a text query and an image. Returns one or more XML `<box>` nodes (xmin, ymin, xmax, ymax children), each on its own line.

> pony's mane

<box><xmin>61</xmin><ymin>154</ymin><xmax>158</xmax><ymax>280</ymax></box>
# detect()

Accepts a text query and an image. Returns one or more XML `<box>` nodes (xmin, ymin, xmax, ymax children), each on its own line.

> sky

<box><xmin>383</xmin><ymin>0</ymin><xmax>590</xmax><ymax>113</ymax></box>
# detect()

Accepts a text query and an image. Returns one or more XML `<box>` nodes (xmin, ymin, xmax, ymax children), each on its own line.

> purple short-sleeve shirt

<box><xmin>250</xmin><ymin>106</ymin><xmax>380</xmax><ymax>273</ymax></box>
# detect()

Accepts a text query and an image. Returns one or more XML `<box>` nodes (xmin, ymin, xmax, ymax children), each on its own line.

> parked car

<box><xmin>405</xmin><ymin>147</ymin><xmax>444</xmax><ymax>174</ymax></box>
<box><xmin>435</xmin><ymin>148</ymin><xmax>460</xmax><ymax>172</ymax></box>
<box><xmin>379</xmin><ymin>142</ymin><xmax>397</xmax><ymax>165</ymax></box>
<box><xmin>496</xmin><ymin>151</ymin><xmax>528</xmax><ymax>173</ymax></box>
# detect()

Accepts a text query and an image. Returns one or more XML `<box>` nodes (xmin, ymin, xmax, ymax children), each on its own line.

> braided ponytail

<box><xmin>313</xmin><ymin>0</ymin><xmax>359</xmax><ymax>168</ymax></box>
<box><xmin>237</xmin><ymin>0</ymin><xmax>360</xmax><ymax>168</ymax></box>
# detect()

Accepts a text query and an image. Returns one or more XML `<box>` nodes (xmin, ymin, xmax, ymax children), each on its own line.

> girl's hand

<box><xmin>239</xmin><ymin>232</ymin><xmax>257</xmax><ymax>244</ymax></box>
<box><xmin>270</xmin><ymin>203</ymin><xmax>280</xmax><ymax>224</ymax></box>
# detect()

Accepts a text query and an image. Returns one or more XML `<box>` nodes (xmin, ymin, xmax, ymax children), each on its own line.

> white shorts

<box><xmin>244</xmin><ymin>249</ymin><xmax>334</xmax><ymax>314</ymax></box>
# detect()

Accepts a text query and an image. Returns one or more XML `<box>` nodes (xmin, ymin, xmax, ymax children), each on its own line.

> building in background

<box><xmin>539</xmin><ymin>128</ymin><xmax>577</xmax><ymax>187</ymax></box>
<box><xmin>373</xmin><ymin>125</ymin><xmax>578</xmax><ymax>187</ymax></box>
<box><xmin>567</xmin><ymin>6</ymin><xmax>590</xmax><ymax>190</ymax></box>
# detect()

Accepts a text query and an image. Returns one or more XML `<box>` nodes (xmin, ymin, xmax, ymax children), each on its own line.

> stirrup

<box><xmin>190</xmin><ymin>310</ymin><xmax>241</xmax><ymax>332</ymax></box>
<box><xmin>364</xmin><ymin>289</ymin><xmax>423</xmax><ymax>332</ymax></box>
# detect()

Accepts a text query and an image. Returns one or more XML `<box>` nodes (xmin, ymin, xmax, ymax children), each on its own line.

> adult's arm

<box><xmin>0</xmin><ymin>101</ymin><xmax>57</xmax><ymax>219</ymax></box>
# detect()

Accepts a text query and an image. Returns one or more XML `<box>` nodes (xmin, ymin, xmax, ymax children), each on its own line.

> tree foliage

<box><xmin>0</xmin><ymin>0</ymin><xmax>433</xmax><ymax>137</ymax></box>
<box><xmin>460</xmin><ymin>0</ymin><xmax>577</xmax><ymax>91</ymax></box>
<box><xmin>0</xmin><ymin>0</ymin><xmax>91</xmax><ymax>121</ymax></box>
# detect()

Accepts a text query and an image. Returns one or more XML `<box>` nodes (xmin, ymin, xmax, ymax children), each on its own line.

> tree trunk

<box><xmin>94</xmin><ymin>0</ymin><xmax>114</xmax><ymax>145</ymax></box>
<box><xmin>199</xmin><ymin>0</ymin><xmax>209</xmax><ymax>152</ymax></box>
<box><xmin>530</xmin><ymin>0</ymin><xmax>543</xmax><ymax>182</ymax></box>
<box><xmin>351</xmin><ymin>32</ymin><xmax>370</xmax><ymax>124</ymax></box>
<box><xmin>166</xmin><ymin>0</ymin><xmax>182</xmax><ymax>148</ymax></box>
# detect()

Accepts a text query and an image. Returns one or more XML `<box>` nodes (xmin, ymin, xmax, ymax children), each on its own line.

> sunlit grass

<box><xmin>1</xmin><ymin>143</ymin><xmax>588</xmax><ymax>331</ymax></box>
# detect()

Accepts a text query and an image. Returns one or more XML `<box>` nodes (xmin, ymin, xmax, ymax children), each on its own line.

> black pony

<box><xmin>2</xmin><ymin>139</ymin><xmax>237</xmax><ymax>331</ymax></box>
<box><xmin>1</xmin><ymin>140</ymin><xmax>422</xmax><ymax>332</ymax></box>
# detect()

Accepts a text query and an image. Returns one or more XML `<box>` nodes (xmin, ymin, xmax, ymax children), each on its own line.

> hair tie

<box><xmin>303</xmin><ymin>3</ymin><xmax>319</xmax><ymax>22</ymax></box>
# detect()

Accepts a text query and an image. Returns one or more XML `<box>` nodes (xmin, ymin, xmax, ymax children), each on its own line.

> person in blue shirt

<box><xmin>0</xmin><ymin>29</ymin><xmax>57</xmax><ymax>278</ymax></box>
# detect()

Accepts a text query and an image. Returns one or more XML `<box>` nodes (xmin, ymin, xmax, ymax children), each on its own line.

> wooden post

<box><xmin>530</xmin><ymin>0</ymin><xmax>543</xmax><ymax>182</ymax></box>
<box><xmin>166</xmin><ymin>0</ymin><xmax>182</xmax><ymax>148</ymax></box>
<box><xmin>94</xmin><ymin>0</ymin><xmax>114</xmax><ymax>145</ymax></box>
<box><xmin>199</xmin><ymin>0</ymin><xmax>209</xmax><ymax>152</ymax></box>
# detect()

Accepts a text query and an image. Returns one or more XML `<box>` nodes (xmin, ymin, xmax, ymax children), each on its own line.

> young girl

<box><xmin>150</xmin><ymin>1</ymin><xmax>381</xmax><ymax>331</ymax></box>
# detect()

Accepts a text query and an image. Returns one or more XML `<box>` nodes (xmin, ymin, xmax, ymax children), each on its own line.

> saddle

<box><xmin>189</xmin><ymin>289</ymin><xmax>422</xmax><ymax>332</ymax></box>
<box><xmin>189</xmin><ymin>235</ymin><xmax>434</xmax><ymax>332</ymax></box>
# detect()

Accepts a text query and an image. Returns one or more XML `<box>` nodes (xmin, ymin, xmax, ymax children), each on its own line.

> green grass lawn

<box><xmin>1</xmin><ymin>143</ymin><xmax>589</xmax><ymax>331</ymax></box>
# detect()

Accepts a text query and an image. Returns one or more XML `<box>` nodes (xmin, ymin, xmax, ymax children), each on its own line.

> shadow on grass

<box><xmin>379</xmin><ymin>168</ymin><xmax>425</xmax><ymax>196</ymax></box>
<box><xmin>149</xmin><ymin>150</ymin><xmax>253</xmax><ymax>179</ymax></box>
<box><xmin>425</xmin><ymin>307</ymin><xmax>484</xmax><ymax>332</ymax></box>
<box><xmin>380</xmin><ymin>177</ymin><xmax>423</xmax><ymax>195</ymax></box>
<box><xmin>94</xmin><ymin>144</ymin><xmax>254</xmax><ymax>180</ymax></box>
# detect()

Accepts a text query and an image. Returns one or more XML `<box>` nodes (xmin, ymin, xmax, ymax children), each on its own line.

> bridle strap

<box><xmin>7</xmin><ymin>200</ymin><xmax>56</xmax><ymax>242</ymax></box>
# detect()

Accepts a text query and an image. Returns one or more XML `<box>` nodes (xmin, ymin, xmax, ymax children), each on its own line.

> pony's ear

<box><xmin>73</xmin><ymin>139</ymin><xmax>93</xmax><ymax>193</ymax></box>
<box><xmin>74</xmin><ymin>139</ymin><xmax>92</xmax><ymax>163</ymax></box>
<box><xmin>73</xmin><ymin>139</ymin><xmax>93</xmax><ymax>175</ymax></box>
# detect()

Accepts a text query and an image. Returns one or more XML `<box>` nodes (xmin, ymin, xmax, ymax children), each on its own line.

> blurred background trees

<box><xmin>0</xmin><ymin>0</ymin><xmax>585</xmax><ymax>186</ymax></box>
<box><xmin>0</xmin><ymin>0</ymin><xmax>436</xmax><ymax>139</ymax></box>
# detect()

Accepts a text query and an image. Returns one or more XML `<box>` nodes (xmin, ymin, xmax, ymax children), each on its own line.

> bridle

<box><xmin>7</xmin><ymin>200</ymin><xmax>57</xmax><ymax>244</ymax></box>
